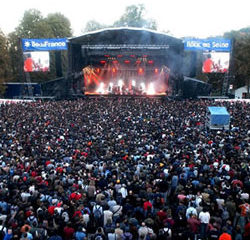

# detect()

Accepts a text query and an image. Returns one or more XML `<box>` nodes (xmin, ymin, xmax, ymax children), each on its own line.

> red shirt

<box><xmin>219</xmin><ymin>233</ymin><xmax>232</xmax><ymax>240</ymax></box>
<box><xmin>157</xmin><ymin>211</ymin><xmax>167</xmax><ymax>222</ymax></box>
<box><xmin>24</xmin><ymin>58</ymin><xmax>33</xmax><ymax>72</ymax></box>
<box><xmin>143</xmin><ymin>201</ymin><xmax>152</xmax><ymax>211</ymax></box>
<box><xmin>203</xmin><ymin>58</ymin><xmax>213</xmax><ymax>73</ymax></box>
<box><xmin>63</xmin><ymin>226</ymin><xmax>75</xmax><ymax>240</ymax></box>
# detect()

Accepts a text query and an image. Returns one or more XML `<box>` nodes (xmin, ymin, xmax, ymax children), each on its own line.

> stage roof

<box><xmin>68</xmin><ymin>27</ymin><xmax>183</xmax><ymax>46</ymax></box>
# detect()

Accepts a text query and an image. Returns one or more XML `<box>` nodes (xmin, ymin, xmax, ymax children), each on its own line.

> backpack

<box><xmin>93</xmin><ymin>205</ymin><xmax>102</xmax><ymax>220</ymax></box>
<box><xmin>123</xmin><ymin>232</ymin><xmax>132</xmax><ymax>240</ymax></box>
<box><xmin>94</xmin><ymin>235</ymin><xmax>103</xmax><ymax>240</ymax></box>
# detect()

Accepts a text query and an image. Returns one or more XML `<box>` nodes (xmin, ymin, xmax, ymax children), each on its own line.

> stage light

<box><xmin>100</xmin><ymin>60</ymin><xmax>106</xmax><ymax>64</ymax></box>
<box><xmin>109</xmin><ymin>82</ymin><xmax>113</xmax><ymax>87</ymax></box>
<box><xmin>140</xmin><ymin>82</ymin><xmax>145</xmax><ymax>90</ymax></box>
<box><xmin>118</xmin><ymin>79</ymin><xmax>123</xmax><ymax>88</ymax></box>
<box><xmin>97</xmin><ymin>82</ymin><xmax>105</xmax><ymax>94</ymax></box>
<box><xmin>104</xmin><ymin>55</ymin><xmax>110</xmax><ymax>57</ymax></box>
<box><xmin>112</xmin><ymin>68</ymin><xmax>116</xmax><ymax>73</ymax></box>
<box><xmin>132</xmin><ymin>80</ymin><xmax>136</xmax><ymax>87</ymax></box>
<box><xmin>112</xmin><ymin>60</ymin><xmax>118</xmax><ymax>64</ymax></box>
<box><xmin>154</xmin><ymin>68</ymin><xmax>159</xmax><ymax>73</ymax></box>
<box><xmin>96</xmin><ymin>68</ymin><xmax>100</xmax><ymax>73</ymax></box>
<box><xmin>136</xmin><ymin>60</ymin><xmax>141</xmax><ymax>64</ymax></box>
<box><xmin>138</xmin><ymin>68</ymin><xmax>143</xmax><ymax>74</ymax></box>
<box><xmin>124</xmin><ymin>60</ymin><xmax>130</xmax><ymax>64</ymax></box>
<box><xmin>148</xmin><ymin>60</ymin><xmax>154</xmax><ymax>64</ymax></box>
<box><xmin>147</xmin><ymin>82</ymin><xmax>155</xmax><ymax>95</ymax></box>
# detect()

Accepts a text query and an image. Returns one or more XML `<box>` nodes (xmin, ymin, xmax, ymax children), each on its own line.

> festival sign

<box><xmin>184</xmin><ymin>38</ymin><xmax>231</xmax><ymax>52</ymax></box>
<box><xmin>22</xmin><ymin>38</ymin><xmax>67</xmax><ymax>51</ymax></box>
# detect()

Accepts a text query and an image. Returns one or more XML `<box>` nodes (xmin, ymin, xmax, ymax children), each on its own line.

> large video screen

<box><xmin>83</xmin><ymin>64</ymin><xmax>171</xmax><ymax>95</ymax></box>
<box><xmin>23</xmin><ymin>51</ymin><xmax>50</xmax><ymax>72</ymax></box>
<box><xmin>202</xmin><ymin>52</ymin><xmax>230</xmax><ymax>73</ymax></box>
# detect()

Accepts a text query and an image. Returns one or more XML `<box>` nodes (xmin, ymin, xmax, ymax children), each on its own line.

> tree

<box><xmin>114</xmin><ymin>4</ymin><xmax>157</xmax><ymax>30</ymax></box>
<box><xmin>0</xmin><ymin>29</ymin><xmax>10</xmax><ymax>96</ymax></box>
<box><xmin>83</xmin><ymin>20</ymin><xmax>108</xmax><ymax>33</ymax></box>
<box><xmin>224</xmin><ymin>30</ymin><xmax>250</xmax><ymax>96</ymax></box>
<box><xmin>82</xmin><ymin>4</ymin><xmax>158</xmax><ymax>32</ymax></box>
<box><xmin>46</xmin><ymin>13</ymin><xmax>72</xmax><ymax>37</ymax></box>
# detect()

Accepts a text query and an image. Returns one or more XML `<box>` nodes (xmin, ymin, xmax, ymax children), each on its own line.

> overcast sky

<box><xmin>1</xmin><ymin>0</ymin><xmax>250</xmax><ymax>38</ymax></box>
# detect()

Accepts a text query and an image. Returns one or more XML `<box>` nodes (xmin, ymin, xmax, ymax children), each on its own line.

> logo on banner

<box><xmin>22</xmin><ymin>38</ymin><xmax>68</xmax><ymax>51</ymax></box>
<box><xmin>184</xmin><ymin>39</ymin><xmax>231</xmax><ymax>52</ymax></box>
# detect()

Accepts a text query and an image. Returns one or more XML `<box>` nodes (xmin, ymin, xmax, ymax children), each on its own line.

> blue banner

<box><xmin>22</xmin><ymin>38</ymin><xmax>67</xmax><ymax>51</ymax></box>
<box><xmin>184</xmin><ymin>38</ymin><xmax>231</xmax><ymax>52</ymax></box>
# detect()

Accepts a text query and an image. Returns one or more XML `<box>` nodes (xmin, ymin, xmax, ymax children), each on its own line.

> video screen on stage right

<box><xmin>202</xmin><ymin>52</ymin><xmax>230</xmax><ymax>73</ymax></box>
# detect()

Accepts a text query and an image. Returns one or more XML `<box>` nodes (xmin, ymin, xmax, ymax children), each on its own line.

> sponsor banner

<box><xmin>184</xmin><ymin>38</ymin><xmax>231</xmax><ymax>52</ymax></box>
<box><xmin>22</xmin><ymin>38</ymin><xmax>67</xmax><ymax>51</ymax></box>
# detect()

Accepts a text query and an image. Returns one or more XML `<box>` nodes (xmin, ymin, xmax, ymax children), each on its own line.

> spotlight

<box><xmin>118</xmin><ymin>79</ymin><xmax>123</xmax><ymax>88</ymax></box>
<box><xmin>132</xmin><ymin>80</ymin><xmax>136</xmax><ymax>87</ymax></box>
<box><xmin>140</xmin><ymin>82</ymin><xmax>145</xmax><ymax>90</ymax></box>
<box><xmin>147</xmin><ymin>82</ymin><xmax>155</xmax><ymax>95</ymax></box>
<box><xmin>138</xmin><ymin>68</ymin><xmax>143</xmax><ymax>74</ymax></box>
<box><xmin>97</xmin><ymin>82</ymin><xmax>105</xmax><ymax>94</ymax></box>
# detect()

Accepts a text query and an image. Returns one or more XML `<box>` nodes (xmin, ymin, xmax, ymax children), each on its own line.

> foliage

<box><xmin>113</xmin><ymin>4</ymin><xmax>157</xmax><ymax>30</ymax></box>
<box><xmin>83</xmin><ymin>20</ymin><xmax>108</xmax><ymax>33</ymax></box>
<box><xmin>83</xmin><ymin>4</ymin><xmax>157</xmax><ymax>33</ymax></box>
<box><xmin>0</xmin><ymin>30</ymin><xmax>11</xmax><ymax>96</ymax></box>
<box><xmin>224</xmin><ymin>30</ymin><xmax>250</xmax><ymax>92</ymax></box>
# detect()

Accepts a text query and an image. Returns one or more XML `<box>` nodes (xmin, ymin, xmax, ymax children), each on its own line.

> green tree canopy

<box><xmin>224</xmin><ymin>29</ymin><xmax>250</xmax><ymax>91</ymax></box>
<box><xmin>114</xmin><ymin>4</ymin><xmax>157</xmax><ymax>30</ymax></box>
<box><xmin>83</xmin><ymin>4</ymin><xmax>157</xmax><ymax>33</ymax></box>
<box><xmin>46</xmin><ymin>13</ymin><xmax>72</xmax><ymax>37</ymax></box>
<box><xmin>0</xmin><ymin>29</ymin><xmax>10</xmax><ymax>95</ymax></box>
<box><xmin>83</xmin><ymin>20</ymin><xmax>108</xmax><ymax>33</ymax></box>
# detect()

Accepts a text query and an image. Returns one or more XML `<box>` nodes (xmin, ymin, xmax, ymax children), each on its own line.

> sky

<box><xmin>1</xmin><ymin>0</ymin><xmax>250</xmax><ymax>38</ymax></box>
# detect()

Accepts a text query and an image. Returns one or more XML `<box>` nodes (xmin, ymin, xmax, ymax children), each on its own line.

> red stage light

<box><xmin>104</xmin><ymin>55</ymin><xmax>110</xmax><ymax>57</ymax></box>
<box><xmin>136</xmin><ymin>60</ymin><xmax>141</xmax><ymax>64</ymax></box>
<box><xmin>112</xmin><ymin>60</ymin><xmax>118</xmax><ymax>64</ymax></box>
<box><xmin>117</xmin><ymin>55</ymin><xmax>123</xmax><ymax>58</ymax></box>
<box><xmin>112</xmin><ymin>68</ymin><xmax>116</xmax><ymax>73</ymax></box>
<box><xmin>138</xmin><ymin>68</ymin><xmax>143</xmax><ymax>74</ymax></box>
<box><xmin>96</xmin><ymin>68</ymin><xmax>100</xmax><ymax>73</ymax></box>
<box><xmin>154</xmin><ymin>68</ymin><xmax>159</xmax><ymax>73</ymax></box>
<box><xmin>100</xmin><ymin>60</ymin><xmax>106</xmax><ymax>64</ymax></box>
<box><xmin>124</xmin><ymin>60</ymin><xmax>130</xmax><ymax>64</ymax></box>
<box><xmin>148</xmin><ymin>60</ymin><xmax>154</xmax><ymax>64</ymax></box>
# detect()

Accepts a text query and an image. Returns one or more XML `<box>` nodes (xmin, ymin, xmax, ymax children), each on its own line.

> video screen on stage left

<box><xmin>83</xmin><ymin>65</ymin><xmax>170</xmax><ymax>95</ymax></box>
<box><xmin>23</xmin><ymin>51</ymin><xmax>50</xmax><ymax>72</ymax></box>
<box><xmin>202</xmin><ymin>52</ymin><xmax>230</xmax><ymax>73</ymax></box>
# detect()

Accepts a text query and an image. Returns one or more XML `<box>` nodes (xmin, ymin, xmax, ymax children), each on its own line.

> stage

<box><xmin>67</xmin><ymin>27</ymin><xmax>184</xmax><ymax>97</ymax></box>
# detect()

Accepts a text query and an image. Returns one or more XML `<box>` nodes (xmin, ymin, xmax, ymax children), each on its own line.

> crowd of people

<box><xmin>0</xmin><ymin>98</ymin><xmax>249</xmax><ymax>240</ymax></box>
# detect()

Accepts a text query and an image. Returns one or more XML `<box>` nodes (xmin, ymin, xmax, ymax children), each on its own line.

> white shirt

<box><xmin>199</xmin><ymin>211</ymin><xmax>210</xmax><ymax>224</ymax></box>
<box><xmin>103</xmin><ymin>210</ymin><xmax>113</xmax><ymax>226</ymax></box>
<box><xmin>186</xmin><ymin>207</ymin><xmax>197</xmax><ymax>219</ymax></box>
